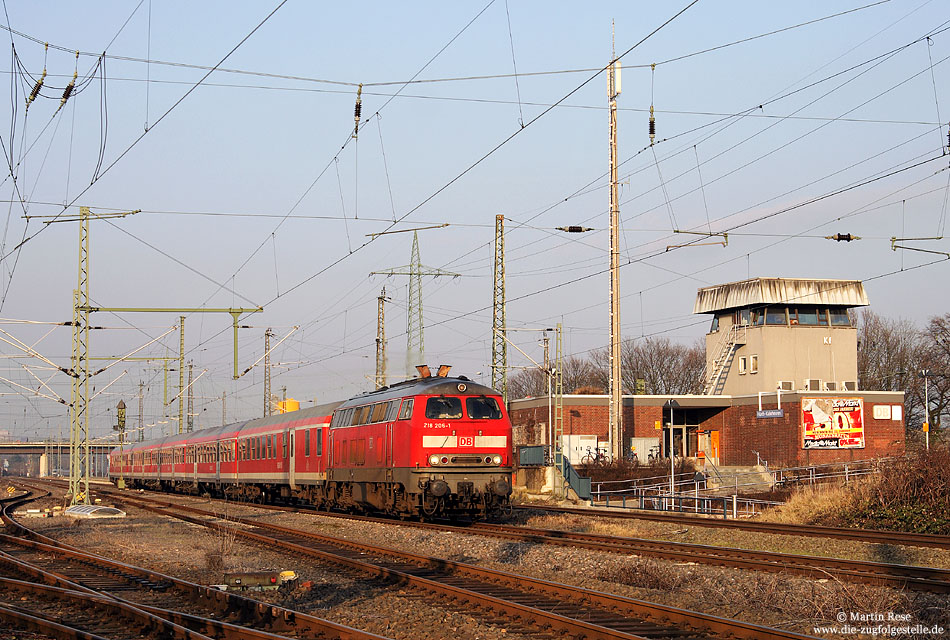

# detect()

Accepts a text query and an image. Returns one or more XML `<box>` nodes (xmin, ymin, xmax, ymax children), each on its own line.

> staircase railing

<box><xmin>702</xmin><ymin>324</ymin><xmax>746</xmax><ymax>395</ymax></box>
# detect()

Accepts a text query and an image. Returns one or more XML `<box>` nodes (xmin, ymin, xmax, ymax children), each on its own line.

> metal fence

<box><xmin>590</xmin><ymin>488</ymin><xmax>782</xmax><ymax>519</ymax></box>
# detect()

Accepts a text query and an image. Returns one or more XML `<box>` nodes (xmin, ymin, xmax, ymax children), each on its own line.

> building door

<box><xmin>663</xmin><ymin>426</ymin><xmax>687</xmax><ymax>457</ymax></box>
<box><xmin>288</xmin><ymin>429</ymin><xmax>296</xmax><ymax>490</ymax></box>
<box><xmin>697</xmin><ymin>430</ymin><xmax>721</xmax><ymax>466</ymax></box>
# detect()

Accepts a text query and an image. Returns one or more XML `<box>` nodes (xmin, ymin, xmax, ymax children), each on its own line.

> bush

<box><xmin>840</xmin><ymin>445</ymin><xmax>950</xmax><ymax>533</ymax></box>
<box><xmin>771</xmin><ymin>444</ymin><xmax>950</xmax><ymax>533</ymax></box>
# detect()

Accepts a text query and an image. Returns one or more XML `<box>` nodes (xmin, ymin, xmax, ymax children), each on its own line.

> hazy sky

<box><xmin>0</xmin><ymin>1</ymin><xmax>948</xmax><ymax>441</ymax></box>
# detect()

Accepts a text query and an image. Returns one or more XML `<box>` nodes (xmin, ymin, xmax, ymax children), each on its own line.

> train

<box><xmin>108</xmin><ymin>366</ymin><xmax>513</xmax><ymax>519</ymax></box>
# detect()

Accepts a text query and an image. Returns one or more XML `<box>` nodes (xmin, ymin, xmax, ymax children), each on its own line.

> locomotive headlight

<box><xmin>428</xmin><ymin>454</ymin><xmax>440</xmax><ymax>466</ymax></box>
<box><xmin>492</xmin><ymin>454</ymin><xmax>502</xmax><ymax>465</ymax></box>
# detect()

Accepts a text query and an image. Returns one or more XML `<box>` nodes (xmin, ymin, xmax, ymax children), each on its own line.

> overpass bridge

<box><xmin>0</xmin><ymin>441</ymin><xmax>115</xmax><ymax>478</ymax></box>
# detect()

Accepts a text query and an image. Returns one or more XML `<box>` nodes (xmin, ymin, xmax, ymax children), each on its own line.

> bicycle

<box><xmin>580</xmin><ymin>446</ymin><xmax>611</xmax><ymax>466</ymax></box>
<box><xmin>646</xmin><ymin>446</ymin><xmax>661</xmax><ymax>463</ymax></box>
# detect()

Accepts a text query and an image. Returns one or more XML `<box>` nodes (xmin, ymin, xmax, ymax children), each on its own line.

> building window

<box><xmin>797</xmin><ymin>307</ymin><xmax>819</xmax><ymax>325</ymax></box>
<box><xmin>765</xmin><ymin>308</ymin><xmax>787</xmax><ymax>325</ymax></box>
<box><xmin>751</xmin><ymin>309</ymin><xmax>765</xmax><ymax>325</ymax></box>
<box><xmin>830</xmin><ymin>308</ymin><xmax>852</xmax><ymax>326</ymax></box>
<box><xmin>738</xmin><ymin>356</ymin><xmax>748</xmax><ymax>374</ymax></box>
<box><xmin>710</xmin><ymin>316</ymin><xmax>720</xmax><ymax>333</ymax></box>
<box><xmin>750</xmin><ymin>355</ymin><xmax>758</xmax><ymax>374</ymax></box>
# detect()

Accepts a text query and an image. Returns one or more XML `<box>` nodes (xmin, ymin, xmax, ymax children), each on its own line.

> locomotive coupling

<box><xmin>427</xmin><ymin>479</ymin><xmax>450</xmax><ymax>497</ymax></box>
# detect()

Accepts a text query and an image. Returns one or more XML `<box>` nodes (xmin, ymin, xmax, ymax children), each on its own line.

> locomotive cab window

<box><xmin>466</xmin><ymin>396</ymin><xmax>501</xmax><ymax>419</ymax></box>
<box><xmin>397</xmin><ymin>398</ymin><xmax>414</xmax><ymax>420</ymax></box>
<box><xmin>425</xmin><ymin>397</ymin><xmax>463</xmax><ymax>419</ymax></box>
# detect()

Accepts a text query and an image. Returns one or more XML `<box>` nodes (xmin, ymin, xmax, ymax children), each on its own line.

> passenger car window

<box><xmin>425</xmin><ymin>397</ymin><xmax>463</xmax><ymax>419</ymax></box>
<box><xmin>466</xmin><ymin>397</ymin><xmax>501</xmax><ymax>419</ymax></box>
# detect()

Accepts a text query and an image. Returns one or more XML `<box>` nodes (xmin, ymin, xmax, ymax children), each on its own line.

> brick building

<box><xmin>508</xmin><ymin>277</ymin><xmax>906</xmax><ymax>469</ymax></box>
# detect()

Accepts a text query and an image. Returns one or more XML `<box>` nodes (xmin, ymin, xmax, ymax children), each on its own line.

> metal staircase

<box><xmin>702</xmin><ymin>325</ymin><xmax>746</xmax><ymax>395</ymax></box>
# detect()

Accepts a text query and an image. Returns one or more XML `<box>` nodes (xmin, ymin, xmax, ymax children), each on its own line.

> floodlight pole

<box><xmin>607</xmin><ymin>40</ymin><xmax>623</xmax><ymax>462</ymax></box>
<box><xmin>670</xmin><ymin>399</ymin><xmax>675</xmax><ymax>498</ymax></box>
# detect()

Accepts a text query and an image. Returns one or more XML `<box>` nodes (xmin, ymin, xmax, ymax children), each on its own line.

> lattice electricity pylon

<box><xmin>264</xmin><ymin>328</ymin><xmax>273</xmax><ymax>416</ymax></box>
<box><xmin>491</xmin><ymin>215</ymin><xmax>507</xmax><ymax>403</ymax></box>
<box><xmin>64</xmin><ymin>205</ymin><xmax>137</xmax><ymax>505</ymax></box>
<box><xmin>371</xmin><ymin>231</ymin><xmax>458</xmax><ymax>376</ymax></box>
<box><xmin>375</xmin><ymin>287</ymin><xmax>389</xmax><ymax>389</ymax></box>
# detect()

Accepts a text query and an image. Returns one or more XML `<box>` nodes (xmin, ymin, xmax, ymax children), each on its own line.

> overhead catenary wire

<box><xmin>0</xmin><ymin>0</ymin><xmax>290</xmax><ymax>263</ymax></box>
<box><xmin>0</xmin><ymin>1</ymin><xmax>892</xmax><ymax>91</ymax></box>
<box><xmin>3</xmin><ymin>5</ymin><xmax>944</xmax><ymax>428</ymax></box>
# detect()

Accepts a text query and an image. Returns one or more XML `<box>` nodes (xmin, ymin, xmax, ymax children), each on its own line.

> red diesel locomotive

<box><xmin>108</xmin><ymin>367</ymin><xmax>513</xmax><ymax>518</ymax></box>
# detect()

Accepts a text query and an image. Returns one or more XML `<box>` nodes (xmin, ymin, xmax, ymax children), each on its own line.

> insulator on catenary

<box><xmin>825</xmin><ymin>233</ymin><xmax>860</xmax><ymax>242</ymax></box>
<box><xmin>26</xmin><ymin>69</ymin><xmax>46</xmax><ymax>110</ymax></box>
<box><xmin>353</xmin><ymin>83</ymin><xmax>363</xmax><ymax>138</ymax></box>
<box><xmin>649</xmin><ymin>105</ymin><xmax>656</xmax><ymax>145</ymax></box>
<box><xmin>58</xmin><ymin>52</ymin><xmax>80</xmax><ymax>112</ymax></box>
<box><xmin>60</xmin><ymin>73</ymin><xmax>76</xmax><ymax>107</ymax></box>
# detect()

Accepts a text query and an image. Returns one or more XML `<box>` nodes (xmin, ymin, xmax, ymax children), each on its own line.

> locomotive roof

<box><xmin>337</xmin><ymin>375</ymin><xmax>500</xmax><ymax>408</ymax></box>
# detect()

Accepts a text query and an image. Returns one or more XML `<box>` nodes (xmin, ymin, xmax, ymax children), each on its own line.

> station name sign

<box><xmin>756</xmin><ymin>409</ymin><xmax>784</xmax><ymax>419</ymax></box>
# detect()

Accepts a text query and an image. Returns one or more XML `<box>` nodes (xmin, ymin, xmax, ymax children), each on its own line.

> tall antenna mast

<box><xmin>607</xmin><ymin>24</ymin><xmax>624</xmax><ymax>461</ymax></box>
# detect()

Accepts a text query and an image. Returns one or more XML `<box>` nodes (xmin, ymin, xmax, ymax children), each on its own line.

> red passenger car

<box><xmin>109</xmin><ymin>367</ymin><xmax>512</xmax><ymax>518</ymax></box>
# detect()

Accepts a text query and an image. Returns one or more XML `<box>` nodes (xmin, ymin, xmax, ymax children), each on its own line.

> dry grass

<box><xmin>761</xmin><ymin>445</ymin><xmax>950</xmax><ymax>533</ymax></box>
<box><xmin>757</xmin><ymin>483</ymin><xmax>860</xmax><ymax>525</ymax></box>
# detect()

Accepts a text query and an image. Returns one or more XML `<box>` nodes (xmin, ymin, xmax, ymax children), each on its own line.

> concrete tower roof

<box><xmin>693</xmin><ymin>277</ymin><xmax>869</xmax><ymax>314</ymax></box>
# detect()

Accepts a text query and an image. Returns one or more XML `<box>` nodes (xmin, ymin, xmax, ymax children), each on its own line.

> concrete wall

<box><xmin>707</xmin><ymin>312</ymin><xmax>858</xmax><ymax>396</ymax></box>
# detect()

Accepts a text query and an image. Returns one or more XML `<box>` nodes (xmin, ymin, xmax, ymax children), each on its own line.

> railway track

<box><xmin>0</xmin><ymin>487</ymin><xmax>387</xmax><ymax>640</ymax></box>
<box><xmin>518</xmin><ymin>504</ymin><xmax>950</xmax><ymax>550</ymax></box>
<box><xmin>111</xmin><ymin>488</ymin><xmax>821</xmax><ymax>640</ymax></box>
<box><xmin>99</xmin><ymin>485</ymin><xmax>950</xmax><ymax>594</ymax></box>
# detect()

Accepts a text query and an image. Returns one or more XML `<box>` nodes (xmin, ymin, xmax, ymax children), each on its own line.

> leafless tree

<box><xmin>857</xmin><ymin>309</ymin><xmax>924</xmax><ymax>426</ymax></box>
<box><xmin>507</xmin><ymin>355</ymin><xmax>601</xmax><ymax>400</ymax></box>
<box><xmin>591</xmin><ymin>337</ymin><xmax>705</xmax><ymax>395</ymax></box>
<box><xmin>920</xmin><ymin>313</ymin><xmax>950</xmax><ymax>431</ymax></box>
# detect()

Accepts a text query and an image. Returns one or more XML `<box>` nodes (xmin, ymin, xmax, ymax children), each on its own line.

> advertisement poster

<box><xmin>801</xmin><ymin>397</ymin><xmax>865</xmax><ymax>449</ymax></box>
